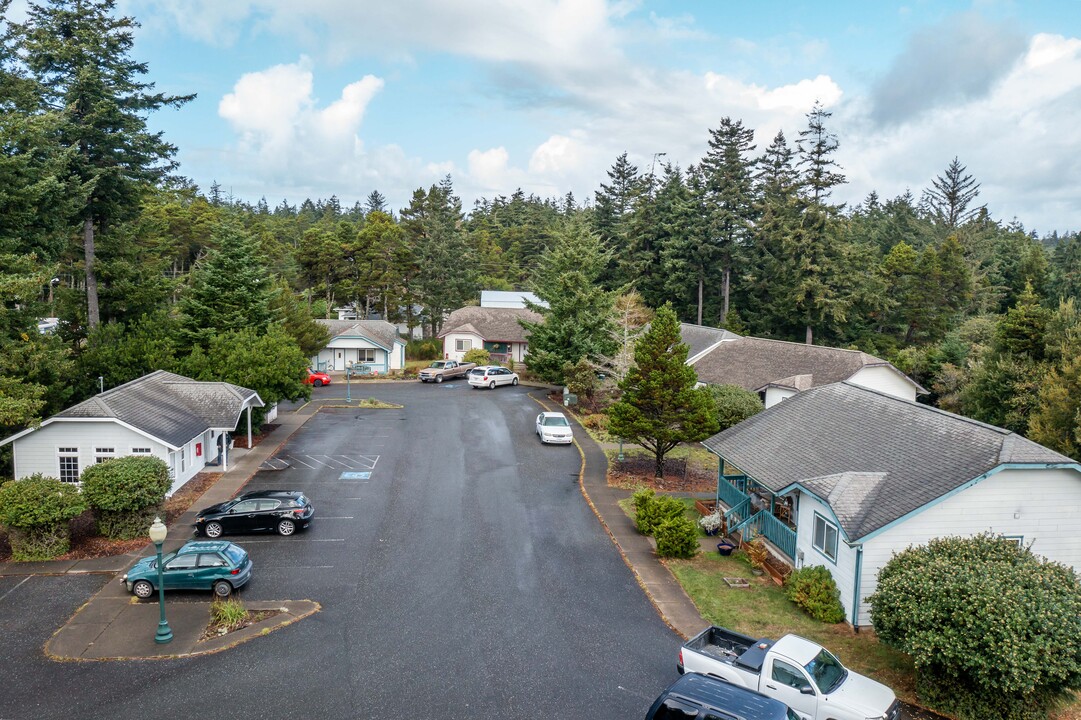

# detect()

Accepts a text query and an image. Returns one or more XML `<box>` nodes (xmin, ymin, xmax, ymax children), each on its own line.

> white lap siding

<box><xmin>857</xmin><ymin>467</ymin><xmax>1081</xmax><ymax>628</ymax></box>
<box><xmin>12</xmin><ymin>421</ymin><xmax>169</xmax><ymax>484</ymax></box>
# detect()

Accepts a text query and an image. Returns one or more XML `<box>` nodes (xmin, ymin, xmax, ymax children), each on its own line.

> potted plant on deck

<box><xmin>698</xmin><ymin>512</ymin><xmax>722</xmax><ymax>536</ymax></box>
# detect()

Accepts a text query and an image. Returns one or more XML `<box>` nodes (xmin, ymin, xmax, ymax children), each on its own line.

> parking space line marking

<box><xmin>285</xmin><ymin>455</ymin><xmax>316</xmax><ymax>469</ymax></box>
<box><xmin>0</xmin><ymin>576</ymin><xmax>30</xmax><ymax>604</ymax></box>
<box><xmin>299</xmin><ymin>455</ymin><xmax>333</xmax><ymax>468</ymax></box>
<box><xmin>258</xmin><ymin>566</ymin><xmax>334</xmax><ymax>570</ymax></box>
<box><xmin>309</xmin><ymin>538</ymin><xmax>346</xmax><ymax>542</ymax></box>
<box><xmin>317</xmin><ymin>516</ymin><xmax>354</xmax><ymax>519</ymax></box>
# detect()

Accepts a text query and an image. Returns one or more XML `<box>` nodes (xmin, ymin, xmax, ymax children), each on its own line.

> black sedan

<box><xmin>194</xmin><ymin>490</ymin><xmax>314</xmax><ymax>538</ymax></box>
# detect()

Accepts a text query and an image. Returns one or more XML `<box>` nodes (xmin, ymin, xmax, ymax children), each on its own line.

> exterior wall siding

<box><xmin>793</xmin><ymin>492</ymin><xmax>860</xmax><ymax>625</ymax></box>
<box><xmin>853</xmin><ymin>468</ymin><xmax>1081</xmax><ymax>627</ymax></box>
<box><xmin>443</xmin><ymin>332</ymin><xmax>483</xmax><ymax>361</ymax></box>
<box><xmin>764</xmin><ymin>387</ymin><xmax>797</xmax><ymax>408</ymax></box>
<box><xmin>848</xmin><ymin>365</ymin><xmax>918</xmax><ymax>402</ymax></box>
<box><xmin>313</xmin><ymin>341</ymin><xmax>392</xmax><ymax>373</ymax></box>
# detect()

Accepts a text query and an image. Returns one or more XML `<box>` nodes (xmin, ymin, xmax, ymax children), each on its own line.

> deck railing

<box><xmin>723</xmin><ymin>497</ymin><xmax>753</xmax><ymax>529</ymax></box>
<box><xmin>738</xmin><ymin>510</ymin><xmax>797</xmax><ymax>560</ymax></box>
<box><xmin>717</xmin><ymin>477</ymin><xmax>749</xmax><ymax>510</ymax></box>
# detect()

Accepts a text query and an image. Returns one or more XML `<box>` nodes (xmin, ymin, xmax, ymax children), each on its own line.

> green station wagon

<box><xmin>122</xmin><ymin>540</ymin><xmax>253</xmax><ymax>599</ymax></box>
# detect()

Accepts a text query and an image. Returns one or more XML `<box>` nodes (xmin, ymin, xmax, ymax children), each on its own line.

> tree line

<box><xmin>2</xmin><ymin>0</ymin><xmax>1081</xmax><ymax>473</ymax></box>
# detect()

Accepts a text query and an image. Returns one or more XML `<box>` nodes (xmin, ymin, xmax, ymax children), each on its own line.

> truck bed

<box><xmin>684</xmin><ymin>626</ymin><xmax>776</xmax><ymax>675</ymax></box>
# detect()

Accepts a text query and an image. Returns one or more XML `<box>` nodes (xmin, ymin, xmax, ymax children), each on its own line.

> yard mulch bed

<box><xmin>607</xmin><ymin>456</ymin><xmax>716</xmax><ymax>493</ymax></box>
<box><xmin>231</xmin><ymin>424</ymin><xmax>279</xmax><ymax>449</ymax></box>
<box><xmin>0</xmin><ymin>470</ymin><xmax>222</xmax><ymax>564</ymax></box>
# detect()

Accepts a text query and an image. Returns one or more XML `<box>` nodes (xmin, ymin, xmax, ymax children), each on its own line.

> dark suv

<box><xmin>194</xmin><ymin>490</ymin><xmax>314</xmax><ymax>538</ymax></box>
<box><xmin>645</xmin><ymin>673</ymin><xmax>800</xmax><ymax>720</ymax></box>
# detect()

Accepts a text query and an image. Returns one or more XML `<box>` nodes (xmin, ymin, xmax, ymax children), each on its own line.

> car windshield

<box><xmin>542</xmin><ymin>416</ymin><xmax>569</xmax><ymax>427</ymax></box>
<box><xmin>805</xmin><ymin>648</ymin><xmax>847</xmax><ymax>693</ymax></box>
<box><xmin>291</xmin><ymin>495</ymin><xmax>309</xmax><ymax>507</ymax></box>
<box><xmin>469</xmin><ymin>368</ymin><xmax>485</xmax><ymax>375</ymax></box>
<box><xmin>223</xmin><ymin>545</ymin><xmax>247</xmax><ymax>566</ymax></box>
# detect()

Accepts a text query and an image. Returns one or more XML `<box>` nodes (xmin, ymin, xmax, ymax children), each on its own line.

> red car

<box><xmin>306</xmin><ymin>368</ymin><xmax>331</xmax><ymax>386</ymax></box>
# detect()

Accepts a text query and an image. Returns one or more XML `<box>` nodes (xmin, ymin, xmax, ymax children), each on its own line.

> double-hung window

<box><xmin>95</xmin><ymin>447</ymin><xmax>116</xmax><ymax>464</ymax></box>
<box><xmin>58</xmin><ymin>447</ymin><xmax>80</xmax><ymax>484</ymax></box>
<box><xmin>357</xmin><ymin>348</ymin><xmax>376</xmax><ymax>363</ymax></box>
<box><xmin>455</xmin><ymin>339</ymin><xmax>471</xmax><ymax>352</ymax></box>
<box><xmin>812</xmin><ymin>513</ymin><xmax>839</xmax><ymax>562</ymax></box>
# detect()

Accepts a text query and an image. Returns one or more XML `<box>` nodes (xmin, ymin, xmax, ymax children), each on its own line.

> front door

<box><xmin>335</xmin><ymin>350</ymin><xmax>345</xmax><ymax>371</ymax></box>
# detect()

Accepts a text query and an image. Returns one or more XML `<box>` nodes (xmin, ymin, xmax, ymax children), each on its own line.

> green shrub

<box><xmin>632</xmin><ymin>488</ymin><xmax>685</xmax><ymax>536</ymax></box>
<box><xmin>211</xmin><ymin>597</ymin><xmax>249</xmax><ymax>628</ymax></box>
<box><xmin>0</xmin><ymin>475</ymin><xmax>87</xmax><ymax>560</ymax></box>
<box><xmin>784</xmin><ymin>565</ymin><xmax>846</xmax><ymax>623</ymax></box>
<box><xmin>462</xmin><ymin>347</ymin><xmax>491</xmax><ymax>365</ymax></box>
<box><xmin>655</xmin><ymin>516</ymin><xmax>699</xmax><ymax>558</ymax></box>
<box><xmin>407</xmin><ymin>338</ymin><xmax>441</xmax><ymax>361</ymax></box>
<box><xmin>80</xmin><ymin>456</ymin><xmax>171</xmax><ymax>540</ymax></box>
<box><xmin>868</xmin><ymin>533</ymin><xmax>1081</xmax><ymax>720</ymax></box>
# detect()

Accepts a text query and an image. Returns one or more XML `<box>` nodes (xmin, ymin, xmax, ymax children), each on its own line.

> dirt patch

<box><xmin>608</xmin><ymin>456</ymin><xmax>716</xmax><ymax>493</ymax></box>
<box><xmin>0</xmin><ymin>471</ymin><xmax>223</xmax><ymax>564</ymax></box>
<box><xmin>199</xmin><ymin>607</ymin><xmax>284</xmax><ymax>642</ymax></box>
<box><xmin>231</xmin><ymin>424</ymin><xmax>279</xmax><ymax>449</ymax></box>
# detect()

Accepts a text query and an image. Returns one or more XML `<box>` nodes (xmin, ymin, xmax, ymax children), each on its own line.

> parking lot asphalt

<box><xmin>0</xmin><ymin>379</ymin><xmax>707</xmax><ymax>719</ymax></box>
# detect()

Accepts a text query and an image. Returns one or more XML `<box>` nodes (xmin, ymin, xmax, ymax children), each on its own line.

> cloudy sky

<box><xmin>59</xmin><ymin>1</ymin><xmax>1081</xmax><ymax>232</ymax></box>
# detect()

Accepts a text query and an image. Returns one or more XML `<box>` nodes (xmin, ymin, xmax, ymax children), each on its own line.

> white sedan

<box><xmin>468</xmin><ymin>366</ymin><xmax>519</xmax><ymax>389</ymax></box>
<box><xmin>536</xmin><ymin>412</ymin><xmax>573</xmax><ymax>444</ymax></box>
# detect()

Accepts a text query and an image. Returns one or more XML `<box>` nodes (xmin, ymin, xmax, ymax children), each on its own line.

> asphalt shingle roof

<box><xmin>690</xmin><ymin>336</ymin><xmax>923</xmax><ymax>393</ymax></box>
<box><xmin>438</xmin><ymin>306</ymin><xmax>543</xmax><ymax>342</ymax></box>
<box><xmin>317</xmin><ymin>319</ymin><xmax>403</xmax><ymax>350</ymax></box>
<box><xmin>680</xmin><ymin>323</ymin><xmax>740</xmax><ymax>361</ymax></box>
<box><xmin>702</xmin><ymin>382</ymin><xmax>1074</xmax><ymax>540</ymax></box>
<box><xmin>55</xmin><ymin>371</ymin><xmax>263</xmax><ymax>448</ymax></box>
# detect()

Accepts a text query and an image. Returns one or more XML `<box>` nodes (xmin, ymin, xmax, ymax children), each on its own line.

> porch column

<box><xmin>247</xmin><ymin>405</ymin><xmax>253</xmax><ymax>449</ymax></box>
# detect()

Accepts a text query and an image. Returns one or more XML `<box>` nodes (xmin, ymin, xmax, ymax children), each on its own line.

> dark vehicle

<box><xmin>122</xmin><ymin>540</ymin><xmax>252</xmax><ymax>599</ymax></box>
<box><xmin>646</xmin><ymin>672</ymin><xmax>800</xmax><ymax>720</ymax></box>
<box><xmin>194</xmin><ymin>490</ymin><xmax>314</xmax><ymax>538</ymax></box>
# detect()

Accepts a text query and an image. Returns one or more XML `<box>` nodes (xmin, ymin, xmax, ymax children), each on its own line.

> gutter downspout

<box><xmin>247</xmin><ymin>405</ymin><xmax>253</xmax><ymax>449</ymax></box>
<box><xmin>851</xmin><ymin>544</ymin><xmax>864</xmax><ymax>632</ymax></box>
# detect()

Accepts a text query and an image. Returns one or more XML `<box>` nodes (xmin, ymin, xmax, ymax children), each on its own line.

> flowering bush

<box><xmin>698</xmin><ymin>512</ymin><xmax>722</xmax><ymax>533</ymax></box>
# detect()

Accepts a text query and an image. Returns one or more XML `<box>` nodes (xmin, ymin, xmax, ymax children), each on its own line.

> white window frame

<box><xmin>180</xmin><ymin>446</ymin><xmax>186</xmax><ymax>473</ymax></box>
<box><xmin>131</xmin><ymin>447</ymin><xmax>152</xmax><ymax>455</ymax></box>
<box><xmin>58</xmin><ymin>447</ymin><xmax>80</xmax><ymax>484</ymax></box>
<box><xmin>357</xmin><ymin>348</ymin><xmax>376</xmax><ymax>363</ymax></box>
<box><xmin>812</xmin><ymin>512</ymin><xmax>839</xmax><ymax>563</ymax></box>
<box><xmin>95</xmin><ymin>447</ymin><xmax>116</xmax><ymax>464</ymax></box>
<box><xmin>455</xmin><ymin>338</ymin><xmax>472</xmax><ymax>352</ymax></box>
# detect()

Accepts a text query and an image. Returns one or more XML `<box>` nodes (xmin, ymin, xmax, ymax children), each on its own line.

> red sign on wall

<box><xmin>195</xmin><ymin>442</ymin><xmax>202</xmax><ymax>457</ymax></box>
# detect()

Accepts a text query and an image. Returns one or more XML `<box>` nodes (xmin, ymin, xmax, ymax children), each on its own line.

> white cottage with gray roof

<box><xmin>439</xmin><ymin>306</ymin><xmax>543</xmax><ymax>364</ymax></box>
<box><xmin>702</xmin><ymin>382</ymin><xmax>1081</xmax><ymax>628</ymax></box>
<box><xmin>313</xmin><ymin>319</ymin><xmax>406</xmax><ymax>373</ymax></box>
<box><xmin>0</xmin><ymin>371</ymin><xmax>264</xmax><ymax>495</ymax></box>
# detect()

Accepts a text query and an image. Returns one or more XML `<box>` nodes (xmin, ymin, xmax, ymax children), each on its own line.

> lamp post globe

<box><xmin>149</xmin><ymin>517</ymin><xmax>173</xmax><ymax>644</ymax></box>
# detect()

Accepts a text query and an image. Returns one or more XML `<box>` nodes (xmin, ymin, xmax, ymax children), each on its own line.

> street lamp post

<box><xmin>346</xmin><ymin>366</ymin><xmax>353</xmax><ymax>403</ymax></box>
<box><xmin>148</xmin><ymin>517</ymin><xmax>173</xmax><ymax>644</ymax></box>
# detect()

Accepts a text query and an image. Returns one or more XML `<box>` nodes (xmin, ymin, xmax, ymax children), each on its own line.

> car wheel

<box><xmin>489</xmin><ymin>381</ymin><xmax>496</xmax><ymax>389</ymax></box>
<box><xmin>132</xmin><ymin>580</ymin><xmax>154</xmax><ymax>599</ymax></box>
<box><xmin>213</xmin><ymin>580</ymin><xmax>233</xmax><ymax>598</ymax></box>
<box><xmin>314</xmin><ymin>379</ymin><xmax>323</xmax><ymax>387</ymax></box>
<box><xmin>436</xmin><ymin>375</ymin><xmax>443</xmax><ymax>383</ymax></box>
<box><xmin>511</xmin><ymin>377</ymin><xmax>519</xmax><ymax>386</ymax></box>
<box><xmin>204</xmin><ymin>521</ymin><xmax>223</xmax><ymax>538</ymax></box>
<box><xmin>277</xmin><ymin>519</ymin><xmax>296</xmax><ymax>536</ymax></box>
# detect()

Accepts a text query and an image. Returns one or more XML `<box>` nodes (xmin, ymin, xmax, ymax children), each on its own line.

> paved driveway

<box><xmin>0</xmin><ymin>382</ymin><xmax>681</xmax><ymax>719</ymax></box>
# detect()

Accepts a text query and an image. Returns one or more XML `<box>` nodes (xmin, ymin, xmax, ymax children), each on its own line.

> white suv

<box><xmin>468</xmin><ymin>365</ymin><xmax>519</xmax><ymax>389</ymax></box>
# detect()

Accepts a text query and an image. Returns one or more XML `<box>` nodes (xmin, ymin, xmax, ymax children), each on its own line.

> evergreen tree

<box><xmin>608</xmin><ymin>304</ymin><xmax>720</xmax><ymax>477</ymax></box>
<box><xmin>661</xmin><ymin>165</ymin><xmax>716</xmax><ymax>325</ymax></box>
<box><xmin>399</xmin><ymin>176</ymin><xmax>477</xmax><ymax>336</ymax></box>
<box><xmin>700</xmin><ymin>117</ymin><xmax>757</xmax><ymax>319</ymax></box>
<box><xmin>268</xmin><ymin>279</ymin><xmax>330</xmax><ymax>357</ymax></box>
<box><xmin>796</xmin><ymin>102</ymin><xmax>846</xmax><ymax>207</ymax></box>
<box><xmin>17</xmin><ymin>0</ymin><xmax>194</xmax><ymax>327</ymax></box>
<box><xmin>1047</xmin><ymin>233</ymin><xmax>1081</xmax><ymax>302</ymax></box>
<box><xmin>592</xmin><ymin>152</ymin><xmax>642</xmax><ymax>288</ymax></box>
<box><xmin>177</xmin><ymin>222</ymin><xmax>274</xmax><ymax>346</ymax></box>
<box><xmin>920</xmin><ymin>157</ymin><xmax>983</xmax><ymax>232</ymax></box>
<box><xmin>364</xmin><ymin>190</ymin><xmax>388</xmax><ymax>215</ymax></box>
<box><xmin>519</xmin><ymin>216</ymin><xmax>618</xmax><ymax>383</ymax></box>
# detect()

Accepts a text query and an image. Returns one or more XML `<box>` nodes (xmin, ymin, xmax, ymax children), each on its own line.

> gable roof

<box><xmin>2</xmin><ymin>370</ymin><xmax>264</xmax><ymax>450</ymax></box>
<box><xmin>690</xmin><ymin>336</ymin><xmax>925</xmax><ymax>394</ymax></box>
<box><xmin>318</xmin><ymin>319</ymin><xmax>405</xmax><ymax>350</ymax></box>
<box><xmin>438</xmin><ymin>306</ymin><xmax>543</xmax><ymax>342</ymax></box>
<box><xmin>702</xmin><ymin>382</ymin><xmax>1075</xmax><ymax>541</ymax></box>
<box><xmin>680</xmin><ymin>323</ymin><xmax>741</xmax><ymax>363</ymax></box>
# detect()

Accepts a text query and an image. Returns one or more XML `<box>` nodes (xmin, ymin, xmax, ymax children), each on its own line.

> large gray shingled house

<box><xmin>439</xmin><ymin>306</ymin><xmax>543</xmax><ymax>365</ymax></box>
<box><xmin>702</xmin><ymin>381</ymin><xmax>1081</xmax><ymax>628</ymax></box>
<box><xmin>0</xmin><ymin>371</ymin><xmax>264</xmax><ymax>495</ymax></box>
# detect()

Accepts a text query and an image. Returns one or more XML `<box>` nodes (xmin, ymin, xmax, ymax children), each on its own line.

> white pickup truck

<box><xmin>678</xmin><ymin>626</ymin><xmax>900</xmax><ymax>720</ymax></box>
